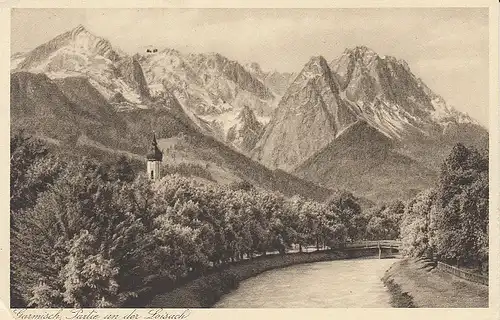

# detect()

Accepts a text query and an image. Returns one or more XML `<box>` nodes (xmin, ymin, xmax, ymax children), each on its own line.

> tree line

<box><xmin>10</xmin><ymin>132</ymin><xmax>381</xmax><ymax>308</ymax></box>
<box><xmin>10</xmin><ymin>131</ymin><xmax>488</xmax><ymax>308</ymax></box>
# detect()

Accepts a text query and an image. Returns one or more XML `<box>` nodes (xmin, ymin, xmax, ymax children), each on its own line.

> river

<box><xmin>215</xmin><ymin>258</ymin><xmax>397</xmax><ymax>308</ymax></box>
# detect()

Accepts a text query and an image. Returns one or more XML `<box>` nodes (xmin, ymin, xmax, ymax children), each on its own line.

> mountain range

<box><xmin>10</xmin><ymin>25</ymin><xmax>488</xmax><ymax>203</ymax></box>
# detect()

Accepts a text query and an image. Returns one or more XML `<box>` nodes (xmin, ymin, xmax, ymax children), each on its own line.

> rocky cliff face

<box><xmin>244</xmin><ymin>62</ymin><xmax>296</xmax><ymax>96</ymax></box>
<box><xmin>187</xmin><ymin>53</ymin><xmax>274</xmax><ymax>101</ymax></box>
<box><xmin>140</xmin><ymin>50</ymin><xmax>275</xmax><ymax>115</ymax></box>
<box><xmin>226</xmin><ymin>106</ymin><xmax>264</xmax><ymax>154</ymax></box>
<box><xmin>328</xmin><ymin>46</ymin><xmax>477</xmax><ymax>139</ymax></box>
<box><xmin>117</xmin><ymin>55</ymin><xmax>151</xmax><ymax>99</ymax></box>
<box><xmin>138</xmin><ymin>49</ymin><xmax>276</xmax><ymax>153</ymax></box>
<box><xmin>252</xmin><ymin>56</ymin><xmax>358</xmax><ymax>171</ymax></box>
<box><xmin>13</xmin><ymin>25</ymin><xmax>150</xmax><ymax>110</ymax></box>
<box><xmin>252</xmin><ymin>46</ymin><xmax>484</xmax><ymax>172</ymax></box>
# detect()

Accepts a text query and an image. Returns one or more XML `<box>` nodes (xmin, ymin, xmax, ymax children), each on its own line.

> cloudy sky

<box><xmin>11</xmin><ymin>8</ymin><xmax>489</xmax><ymax>127</ymax></box>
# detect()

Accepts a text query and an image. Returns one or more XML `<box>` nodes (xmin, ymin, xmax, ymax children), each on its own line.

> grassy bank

<box><xmin>146</xmin><ymin>250</ymin><xmax>349</xmax><ymax>308</ymax></box>
<box><xmin>382</xmin><ymin>258</ymin><xmax>488</xmax><ymax>308</ymax></box>
<box><xmin>381</xmin><ymin>276</ymin><xmax>415</xmax><ymax>307</ymax></box>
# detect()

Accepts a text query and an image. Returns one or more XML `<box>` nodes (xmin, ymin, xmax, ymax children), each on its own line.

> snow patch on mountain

<box><xmin>138</xmin><ymin>49</ymin><xmax>277</xmax><ymax>152</ymax></box>
<box><xmin>329</xmin><ymin>46</ymin><xmax>478</xmax><ymax>138</ymax></box>
<box><xmin>13</xmin><ymin>25</ymin><xmax>150</xmax><ymax>110</ymax></box>
<box><xmin>253</xmin><ymin>46</ymin><xmax>483</xmax><ymax>171</ymax></box>
<box><xmin>11</xmin><ymin>52</ymin><xmax>26</xmax><ymax>70</ymax></box>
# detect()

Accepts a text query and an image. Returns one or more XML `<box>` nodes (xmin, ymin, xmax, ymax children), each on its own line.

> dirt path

<box><xmin>383</xmin><ymin>258</ymin><xmax>488</xmax><ymax>308</ymax></box>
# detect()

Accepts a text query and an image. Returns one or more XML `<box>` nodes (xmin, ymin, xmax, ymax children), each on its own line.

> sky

<box><xmin>11</xmin><ymin>8</ymin><xmax>490</xmax><ymax>127</ymax></box>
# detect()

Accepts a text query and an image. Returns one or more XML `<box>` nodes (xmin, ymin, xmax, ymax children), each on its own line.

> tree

<box><xmin>365</xmin><ymin>200</ymin><xmax>403</xmax><ymax>240</ymax></box>
<box><xmin>400</xmin><ymin>189</ymin><xmax>436</xmax><ymax>258</ymax></box>
<box><xmin>229</xmin><ymin>180</ymin><xmax>254</xmax><ymax>192</ymax></box>
<box><xmin>111</xmin><ymin>155</ymin><xmax>136</xmax><ymax>183</ymax></box>
<box><xmin>433</xmin><ymin>144</ymin><xmax>488</xmax><ymax>270</ymax></box>
<box><xmin>399</xmin><ymin>143</ymin><xmax>489</xmax><ymax>272</ymax></box>
<box><xmin>12</xmin><ymin>161</ymin><xmax>161</xmax><ymax>307</ymax></box>
<box><xmin>10</xmin><ymin>132</ymin><xmax>64</xmax><ymax>217</ymax></box>
<box><xmin>10</xmin><ymin>132</ymin><xmax>65</xmax><ymax>306</ymax></box>
<box><xmin>327</xmin><ymin>191</ymin><xmax>364</xmax><ymax>241</ymax></box>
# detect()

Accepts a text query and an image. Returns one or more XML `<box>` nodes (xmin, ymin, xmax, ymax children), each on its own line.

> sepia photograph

<box><xmin>4</xmin><ymin>3</ymin><xmax>497</xmax><ymax>316</ymax></box>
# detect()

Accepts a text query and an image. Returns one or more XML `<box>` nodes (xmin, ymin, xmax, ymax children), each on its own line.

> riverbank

<box><xmin>382</xmin><ymin>258</ymin><xmax>488</xmax><ymax>308</ymax></box>
<box><xmin>147</xmin><ymin>250</ymin><xmax>350</xmax><ymax>308</ymax></box>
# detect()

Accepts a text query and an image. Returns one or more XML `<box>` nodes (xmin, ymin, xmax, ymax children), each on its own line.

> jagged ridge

<box><xmin>252</xmin><ymin>55</ymin><xmax>358</xmax><ymax>171</ymax></box>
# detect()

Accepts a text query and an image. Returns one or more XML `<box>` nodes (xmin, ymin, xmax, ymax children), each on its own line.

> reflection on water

<box><xmin>215</xmin><ymin>258</ymin><xmax>397</xmax><ymax>308</ymax></box>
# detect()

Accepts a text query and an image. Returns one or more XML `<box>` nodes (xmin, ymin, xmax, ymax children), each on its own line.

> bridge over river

<box><xmin>262</xmin><ymin>240</ymin><xmax>402</xmax><ymax>259</ymax></box>
<box><xmin>342</xmin><ymin>240</ymin><xmax>402</xmax><ymax>258</ymax></box>
<box><xmin>343</xmin><ymin>240</ymin><xmax>402</xmax><ymax>249</ymax></box>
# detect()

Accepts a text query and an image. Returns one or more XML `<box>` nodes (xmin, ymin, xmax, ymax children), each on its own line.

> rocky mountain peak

<box><xmin>186</xmin><ymin>52</ymin><xmax>275</xmax><ymax>101</ymax></box>
<box><xmin>341</xmin><ymin>46</ymin><xmax>411</xmax><ymax>72</ymax></box>
<box><xmin>17</xmin><ymin>24</ymin><xmax>119</xmax><ymax>71</ymax></box>
<box><xmin>253</xmin><ymin>45</ymin><xmax>484</xmax><ymax>173</ymax></box>
<box><xmin>325</xmin><ymin>46</ymin><xmax>479</xmax><ymax>139</ymax></box>
<box><xmin>14</xmin><ymin>25</ymin><xmax>154</xmax><ymax>109</ymax></box>
<box><xmin>340</xmin><ymin>46</ymin><xmax>379</xmax><ymax>66</ymax></box>
<box><xmin>71</xmin><ymin>24</ymin><xmax>89</xmax><ymax>36</ymax></box>
<box><xmin>252</xmin><ymin>53</ymin><xmax>359</xmax><ymax>170</ymax></box>
<box><xmin>280</xmin><ymin>55</ymin><xmax>338</xmax><ymax>106</ymax></box>
<box><xmin>226</xmin><ymin>105</ymin><xmax>264</xmax><ymax>154</ymax></box>
<box><xmin>303</xmin><ymin>55</ymin><xmax>330</xmax><ymax>74</ymax></box>
<box><xmin>346</xmin><ymin>45</ymin><xmax>377</xmax><ymax>56</ymax></box>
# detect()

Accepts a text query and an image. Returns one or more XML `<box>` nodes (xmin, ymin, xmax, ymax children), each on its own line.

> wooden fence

<box><xmin>436</xmin><ymin>261</ymin><xmax>488</xmax><ymax>286</ymax></box>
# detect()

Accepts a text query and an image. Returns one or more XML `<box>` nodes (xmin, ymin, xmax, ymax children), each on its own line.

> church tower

<box><xmin>146</xmin><ymin>132</ymin><xmax>163</xmax><ymax>181</ymax></box>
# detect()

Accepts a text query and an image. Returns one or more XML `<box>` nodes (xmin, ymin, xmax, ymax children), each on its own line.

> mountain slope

<box><xmin>252</xmin><ymin>56</ymin><xmax>358</xmax><ymax>171</ymax></box>
<box><xmin>137</xmin><ymin>49</ymin><xmax>275</xmax><ymax>152</ymax></box>
<box><xmin>226</xmin><ymin>106</ymin><xmax>264</xmax><ymax>154</ymax></box>
<box><xmin>244</xmin><ymin>62</ymin><xmax>296</xmax><ymax>96</ymax></box>
<box><xmin>10</xmin><ymin>71</ymin><xmax>133</xmax><ymax>150</ymax></box>
<box><xmin>12</xmin><ymin>26</ymin><xmax>487</xmax><ymax>204</ymax></box>
<box><xmin>293</xmin><ymin>120</ymin><xmax>438</xmax><ymax>202</ymax></box>
<box><xmin>10</xmin><ymin>71</ymin><xmax>332</xmax><ymax>202</ymax></box>
<box><xmin>328</xmin><ymin>46</ymin><xmax>478</xmax><ymax>139</ymax></box>
<box><xmin>329</xmin><ymin>46</ymin><xmax>488</xmax><ymax>171</ymax></box>
<box><xmin>13</xmin><ymin>25</ymin><xmax>151</xmax><ymax>110</ymax></box>
<box><xmin>252</xmin><ymin>46</ymin><xmax>486</xmax><ymax>201</ymax></box>
<box><xmin>253</xmin><ymin>46</ymin><xmax>486</xmax><ymax>172</ymax></box>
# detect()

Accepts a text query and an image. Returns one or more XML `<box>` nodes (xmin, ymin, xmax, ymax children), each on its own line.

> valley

<box><xmin>9</xmin><ymin>9</ymin><xmax>490</xmax><ymax>310</ymax></box>
<box><xmin>10</xmin><ymin>24</ymin><xmax>488</xmax><ymax>204</ymax></box>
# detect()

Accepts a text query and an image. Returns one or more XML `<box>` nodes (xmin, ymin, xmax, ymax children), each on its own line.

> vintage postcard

<box><xmin>1</xmin><ymin>1</ymin><xmax>498</xmax><ymax>320</ymax></box>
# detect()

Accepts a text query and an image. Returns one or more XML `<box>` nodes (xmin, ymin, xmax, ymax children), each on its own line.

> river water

<box><xmin>215</xmin><ymin>258</ymin><xmax>397</xmax><ymax>308</ymax></box>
